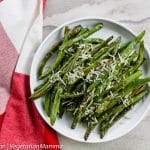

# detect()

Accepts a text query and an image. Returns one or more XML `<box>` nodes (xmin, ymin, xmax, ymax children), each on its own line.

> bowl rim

<box><xmin>30</xmin><ymin>17</ymin><xmax>150</xmax><ymax>143</ymax></box>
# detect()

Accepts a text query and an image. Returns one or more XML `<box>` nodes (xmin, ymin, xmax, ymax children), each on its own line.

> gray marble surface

<box><xmin>43</xmin><ymin>0</ymin><xmax>150</xmax><ymax>149</ymax></box>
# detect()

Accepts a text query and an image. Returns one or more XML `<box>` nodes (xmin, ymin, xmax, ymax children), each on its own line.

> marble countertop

<box><xmin>43</xmin><ymin>0</ymin><xmax>150</xmax><ymax>149</ymax></box>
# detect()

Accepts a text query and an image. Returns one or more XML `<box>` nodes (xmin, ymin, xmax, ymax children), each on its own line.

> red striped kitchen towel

<box><xmin>0</xmin><ymin>0</ymin><xmax>60</xmax><ymax>149</ymax></box>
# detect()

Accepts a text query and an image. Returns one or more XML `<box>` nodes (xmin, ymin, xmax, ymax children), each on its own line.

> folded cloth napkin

<box><xmin>0</xmin><ymin>0</ymin><xmax>60</xmax><ymax>149</ymax></box>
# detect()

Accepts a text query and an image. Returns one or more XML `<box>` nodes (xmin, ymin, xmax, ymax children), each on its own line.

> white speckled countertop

<box><xmin>43</xmin><ymin>0</ymin><xmax>150</xmax><ymax>149</ymax></box>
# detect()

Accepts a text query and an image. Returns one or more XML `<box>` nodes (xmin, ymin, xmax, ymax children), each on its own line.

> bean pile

<box><xmin>30</xmin><ymin>23</ymin><xmax>150</xmax><ymax>140</ymax></box>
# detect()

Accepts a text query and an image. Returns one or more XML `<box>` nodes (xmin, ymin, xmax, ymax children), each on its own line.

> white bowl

<box><xmin>30</xmin><ymin>17</ymin><xmax>150</xmax><ymax>143</ymax></box>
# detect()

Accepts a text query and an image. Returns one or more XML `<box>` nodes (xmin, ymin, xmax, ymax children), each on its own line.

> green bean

<box><xmin>83</xmin><ymin>70</ymin><xmax>143</xmax><ymax>120</ymax></box>
<box><xmin>100</xmin><ymin>106</ymin><xmax>132</xmax><ymax>138</ymax></box>
<box><xmin>61</xmin><ymin>92</ymin><xmax>83</xmax><ymax>99</ymax></box>
<box><xmin>84</xmin><ymin>37</ymin><xmax>121</xmax><ymax>74</ymax></box>
<box><xmin>99</xmin><ymin>89</ymin><xmax>148</xmax><ymax>138</ymax></box>
<box><xmin>50</xmin><ymin>88</ymin><xmax>63</xmax><ymax>125</ymax></box>
<box><xmin>68</xmin><ymin>25</ymin><xmax>83</xmax><ymax>38</ymax></box>
<box><xmin>83</xmin><ymin>38</ymin><xmax>103</xmax><ymax>44</ymax></box>
<box><xmin>84</xmin><ymin>89</ymin><xmax>148</xmax><ymax>140</ymax></box>
<box><xmin>78</xmin><ymin>28</ymin><xmax>89</xmax><ymax>36</ymax></box>
<box><xmin>37</xmin><ymin>41</ymin><xmax>62</xmax><ymax>78</ymax></box>
<box><xmin>121</xmin><ymin>31</ymin><xmax>145</xmax><ymax>58</ymax></box>
<box><xmin>30</xmin><ymin>81</ymin><xmax>52</xmax><ymax>100</ymax></box>
<box><xmin>95</xmin><ymin>75</ymin><xmax>149</xmax><ymax>115</ymax></box>
<box><xmin>63</xmin><ymin>26</ymin><xmax>71</xmax><ymax>42</ymax></box>
<box><xmin>39</xmin><ymin>23</ymin><xmax>103</xmax><ymax>79</ymax></box>
<box><xmin>34</xmin><ymin>79</ymin><xmax>48</xmax><ymax>91</ymax></box>
<box><xmin>125</xmin><ymin>41</ymin><xmax>145</xmax><ymax>75</ymax></box>
<box><xmin>89</xmin><ymin>51</ymin><xmax>138</xmax><ymax>94</ymax></box>
<box><xmin>44</xmin><ymin>93</ymin><xmax>51</xmax><ymax>116</ymax></box>
<box><xmin>91</xmin><ymin>36</ymin><xmax>113</xmax><ymax>55</ymax></box>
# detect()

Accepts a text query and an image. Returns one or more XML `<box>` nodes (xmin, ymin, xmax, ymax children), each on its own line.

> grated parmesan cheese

<box><xmin>79</xmin><ymin>51</ymin><xmax>92</xmax><ymax>61</ymax></box>
<box><xmin>109</xmin><ymin>112</ymin><xmax>119</xmax><ymax>124</ymax></box>
<box><xmin>66</xmin><ymin>66</ymin><xmax>84</xmax><ymax>84</ymax></box>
